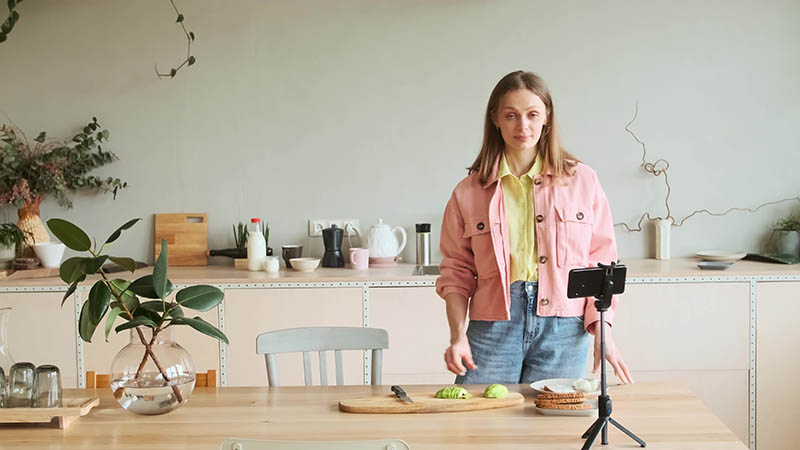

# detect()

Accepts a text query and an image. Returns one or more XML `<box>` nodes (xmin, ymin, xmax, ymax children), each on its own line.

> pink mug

<box><xmin>349</xmin><ymin>248</ymin><xmax>369</xmax><ymax>270</ymax></box>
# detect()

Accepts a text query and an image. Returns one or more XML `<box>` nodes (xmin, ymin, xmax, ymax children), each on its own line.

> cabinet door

<box><xmin>0</xmin><ymin>292</ymin><xmax>78</xmax><ymax>388</ymax></box>
<box><xmin>598</xmin><ymin>282</ymin><xmax>750</xmax><ymax>444</ymax></box>
<box><xmin>757</xmin><ymin>282</ymin><xmax>800</xmax><ymax>450</ymax></box>
<box><xmin>82</xmin><ymin>288</ymin><xmax>220</xmax><ymax>387</ymax></box>
<box><xmin>224</xmin><ymin>288</ymin><xmax>363</xmax><ymax>387</ymax></box>
<box><xmin>369</xmin><ymin>287</ymin><xmax>453</xmax><ymax>385</ymax></box>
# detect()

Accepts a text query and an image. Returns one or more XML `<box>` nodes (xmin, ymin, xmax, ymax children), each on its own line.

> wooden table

<box><xmin>0</xmin><ymin>383</ymin><xmax>748</xmax><ymax>449</ymax></box>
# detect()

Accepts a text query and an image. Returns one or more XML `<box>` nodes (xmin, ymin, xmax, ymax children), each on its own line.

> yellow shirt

<box><xmin>498</xmin><ymin>153</ymin><xmax>542</xmax><ymax>282</ymax></box>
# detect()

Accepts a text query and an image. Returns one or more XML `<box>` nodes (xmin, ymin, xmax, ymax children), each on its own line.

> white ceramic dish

<box><xmin>33</xmin><ymin>242</ymin><xmax>66</xmax><ymax>268</ymax></box>
<box><xmin>530</xmin><ymin>378</ymin><xmax>601</xmax><ymax>396</ymax></box>
<box><xmin>289</xmin><ymin>257</ymin><xmax>320</xmax><ymax>272</ymax></box>
<box><xmin>533</xmin><ymin>398</ymin><xmax>598</xmax><ymax>417</ymax></box>
<box><xmin>697</xmin><ymin>261</ymin><xmax>733</xmax><ymax>270</ymax></box>
<box><xmin>695</xmin><ymin>250</ymin><xmax>747</xmax><ymax>263</ymax></box>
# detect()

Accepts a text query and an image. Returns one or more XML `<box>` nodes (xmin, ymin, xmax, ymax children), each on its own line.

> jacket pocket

<box><xmin>463</xmin><ymin>216</ymin><xmax>500</xmax><ymax>277</ymax></box>
<box><xmin>555</xmin><ymin>205</ymin><xmax>593</xmax><ymax>267</ymax></box>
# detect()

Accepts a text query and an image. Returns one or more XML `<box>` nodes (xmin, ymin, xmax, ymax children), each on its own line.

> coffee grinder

<box><xmin>322</xmin><ymin>224</ymin><xmax>345</xmax><ymax>267</ymax></box>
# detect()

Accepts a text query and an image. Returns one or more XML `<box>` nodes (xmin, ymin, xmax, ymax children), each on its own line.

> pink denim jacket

<box><xmin>435</xmin><ymin>157</ymin><xmax>619</xmax><ymax>332</ymax></box>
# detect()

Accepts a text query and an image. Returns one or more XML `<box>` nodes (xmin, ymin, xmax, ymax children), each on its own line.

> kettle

<box><xmin>366</xmin><ymin>219</ymin><xmax>407</xmax><ymax>260</ymax></box>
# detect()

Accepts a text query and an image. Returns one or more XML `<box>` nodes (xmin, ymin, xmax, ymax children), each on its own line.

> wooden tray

<box><xmin>339</xmin><ymin>390</ymin><xmax>524</xmax><ymax>414</ymax></box>
<box><xmin>0</xmin><ymin>266</ymin><xmax>59</xmax><ymax>281</ymax></box>
<box><xmin>0</xmin><ymin>396</ymin><xmax>99</xmax><ymax>428</ymax></box>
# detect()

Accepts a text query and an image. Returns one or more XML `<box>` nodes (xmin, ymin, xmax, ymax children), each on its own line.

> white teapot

<box><xmin>366</xmin><ymin>219</ymin><xmax>407</xmax><ymax>259</ymax></box>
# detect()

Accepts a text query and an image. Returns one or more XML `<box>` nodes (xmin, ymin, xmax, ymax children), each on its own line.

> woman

<box><xmin>436</xmin><ymin>71</ymin><xmax>633</xmax><ymax>385</ymax></box>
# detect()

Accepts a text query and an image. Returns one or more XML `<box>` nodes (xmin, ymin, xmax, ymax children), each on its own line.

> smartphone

<box><xmin>567</xmin><ymin>265</ymin><xmax>627</xmax><ymax>299</ymax></box>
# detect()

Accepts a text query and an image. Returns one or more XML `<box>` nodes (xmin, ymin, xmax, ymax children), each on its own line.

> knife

<box><xmin>390</xmin><ymin>385</ymin><xmax>414</xmax><ymax>403</ymax></box>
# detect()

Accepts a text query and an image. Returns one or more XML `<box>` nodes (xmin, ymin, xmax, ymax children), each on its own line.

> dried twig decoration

<box><xmin>155</xmin><ymin>0</ymin><xmax>196</xmax><ymax>79</ymax></box>
<box><xmin>615</xmin><ymin>104</ymin><xmax>800</xmax><ymax>232</ymax></box>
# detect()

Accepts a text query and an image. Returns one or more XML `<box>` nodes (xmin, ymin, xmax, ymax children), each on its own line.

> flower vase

<box><xmin>17</xmin><ymin>196</ymin><xmax>50</xmax><ymax>258</ymax></box>
<box><xmin>654</xmin><ymin>219</ymin><xmax>671</xmax><ymax>260</ymax></box>
<box><xmin>775</xmin><ymin>230</ymin><xmax>800</xmax><ymax>256</ymax></box>
<box><xmin>110</xmin><ymin>327</ymin><xmax>195</xmax><ymax>415</ymax></box>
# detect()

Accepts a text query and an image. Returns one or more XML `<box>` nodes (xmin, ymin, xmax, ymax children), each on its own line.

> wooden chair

<box><xmin>255</xmin><ymin>327</ymin><xmax>388</xmax><ymax>387</ymax></box>
<box><xmin>220</xmin><ymin>438</ymin><xmax>409</xmax><ymax>450</ymax></box>
<box><xmin>85</xmin><ymin>369</ymin><xmax>217</xmax><ymax>388</ymax></box>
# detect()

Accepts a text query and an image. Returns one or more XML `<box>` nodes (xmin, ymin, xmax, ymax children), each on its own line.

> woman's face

<box><xmin>494</xmin><ymin>89</ymin><xmax>548</xmax><ymax>153</ymax></box>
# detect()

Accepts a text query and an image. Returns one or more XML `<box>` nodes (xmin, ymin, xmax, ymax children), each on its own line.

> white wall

<box><xmin>1</xmin><ymin>0</ymin><xmax>799</xmax><ymax>264</ymax></box>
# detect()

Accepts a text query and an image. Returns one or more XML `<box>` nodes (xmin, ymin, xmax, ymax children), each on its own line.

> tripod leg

<box><xmin>581</xmin><ymin>418</ymin><xmax>606</xmax><ymax>450</ymax></box>
<box><xmin>609</xmin><ymin>417</ymin><xmax>647</xmax><ymax>447</ymax></box>
<box><xmin>602</xmin><ymin>417</ymin><xmax>608</xmax><ymax>445</ymax></box>
<box><xmin>581</xmin><ymin>420</ymin><xmax>599</xmax><ymax>439</ymax></box>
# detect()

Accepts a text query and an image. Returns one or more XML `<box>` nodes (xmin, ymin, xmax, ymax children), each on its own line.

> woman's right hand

<box><xmin>444</xmin><ymin>335</ymin><xmax>477</xmax><ymax>376</ymax></box>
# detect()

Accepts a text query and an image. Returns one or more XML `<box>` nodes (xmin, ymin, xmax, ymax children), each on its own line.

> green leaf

<box><xmin>109</xmin><ymin>256</ymin><xmax>137</xmax><ymax>273</ymax></box>
<box><xmin>104</xmin><ymin>307</ymin><xmax>122</xmax><ymax>342</ymax></box>
<box><xmin>34</xmin><ymin>132</ymin><xmax>46</xmax><ymax>143</ymax></box>
<box><xmin>134</xmin><ymin>306</ymin><xmax>162</xmax><ymax>324</ymax></box>
<box><xmin>59</xmin><ymin>257</ymin><xmax>87</xmax><ymax>283</ymax></box>
<box><xmin>176</xmin><ymin>285</ymin><xmax>223</xmax><ymax>311</ymax></box>
<box><xmin>171</xmin><ymin>316</ymin><xmax>228</xmax><ymax>344</ymax></box>
<box><xmin>82</xmin><ymin>255</ymin><xmax>109</xmax><ymax>274</ymax></box>
<box><xmin>47</xmin><ymin>218</ymin><xmax>91</xmax><ymax>252</ymax></box>
<box><xmin>61</xmin><ymin>277</ymin><xmax>83</xmax><ymax>307</ymax></box>
<box><xmin>139</xmin><ymin>300</ymin><xmax>165</xmax><ymax>312</ymax></box>
<box><xmin>188</xmin><ymin>56</ymin><xmax>196</xmax><ymax>66</ymax></box>
<box><xmin>168</xmin><ymin>304</ymin><xmax>184</xmax><ymax>318</ymax></box>
<box><xmin>176</xmin><ymin>13</ymin><xmax>184</xmax><ymax>22</ymax></box>
<box><xmin>129</xmin><ymin>274</ymin><xmax>173</xmax><ymax>299</ymax></box>
<box><xmin>0</xmin><ymin>34</ymin><xmax>7</xmax><ymax>43</ymax></box>
<box><xmin>109</xmin><ymin>278</ymin><xmax>139</xmax><ymax>314</ymax></box>
<box><xmin>153</xmin><ymin>239</ymin><xmax>169</xmax><ymax>299</ymax></box>
<box><xmin>115</xmin><ymin>316</ymin><xmax>157</xmax><ymax>332</ymax></box>
<box><xmin>79</xmin><ymin>301</ymin><xmax>99</xmax><ymax>343</ymax></box>
<box><xmin>189</xmin><ymin>31</ymin><xmax>195</xmax><ymax>41</ymax></box>
<box><xmin>169</xmin><ymin>68</ymin><xmax>176</xmax><ymax>78</ymax></box>
<box><xmin>88</xmin><ymin>280</ymin><xmax>111</xmax><ymax>324</ymax></box>
<box><xmin>103</xmin><ymin>218</ymin><xmax>141</xmax><ymax>247</ymax></box>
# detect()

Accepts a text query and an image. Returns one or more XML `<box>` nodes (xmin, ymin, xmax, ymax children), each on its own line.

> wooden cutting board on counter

<box><xmin>339</xmin><ymin>390</ymin><xmax>524</xmax><ymax>414</ymax></box>
<box><xmin>154</xmin><ymin>213</ymin><xmax>208</xmax><ymax>266</ymax></box>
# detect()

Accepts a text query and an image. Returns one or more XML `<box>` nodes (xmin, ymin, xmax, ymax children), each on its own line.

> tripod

<box><xmin>576</xmin><ymin>262</ymin><xmax>646</xmax><ymax>449</ymax></box>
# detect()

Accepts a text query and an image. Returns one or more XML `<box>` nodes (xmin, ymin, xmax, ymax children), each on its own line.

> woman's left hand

<box><xmin>591</xmin><ymin>321</ymin><xmax>634</xmax><ymax>384</ymax></box>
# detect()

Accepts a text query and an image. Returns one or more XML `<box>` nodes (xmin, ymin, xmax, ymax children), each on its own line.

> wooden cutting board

<box><xmin>339</xmin><ymin>390</ymin><xmax>524</xmax><ymax>414</ymax></box>
<box><xmin>0</xmin><ymin>266</ymin><xmax>60</xmax><ymax>280</ymax></box>
<box><xmin>154</xmin><ymin>213</ymin><xmax>208</xmax><ymax>266</ymax></box>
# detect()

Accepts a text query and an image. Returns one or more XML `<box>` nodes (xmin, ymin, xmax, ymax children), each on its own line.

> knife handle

<box><xmin>391</xmin><ymin>385</ymin><xmax>406</xmax><ymax>397</ymax></box>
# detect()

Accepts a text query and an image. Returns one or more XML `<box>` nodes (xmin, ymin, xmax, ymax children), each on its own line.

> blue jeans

<box><xmin>455</xmin><ymin>281</ymin><xmax>590</xmax><ymax>384</ymax></box>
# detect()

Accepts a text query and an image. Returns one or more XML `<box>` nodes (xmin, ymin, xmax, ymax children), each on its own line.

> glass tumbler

<box><xmin>33</xmin><ymin>364</ymin><xmax>62</xmax><ymax>408</ymax></box>
<box><xmin>0</xmin><ymin>366</ymin><xmax>6</xmax><ymax>408</ymax></box>
<box><xmin>8</xmin><ymin>362</ymin><xmax>35</xmax><ymax>407</ymax></box>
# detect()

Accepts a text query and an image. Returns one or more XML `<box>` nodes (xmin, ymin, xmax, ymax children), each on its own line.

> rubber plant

<box><xmin>48</xmin><ymin>217</ymin><xmax>228</xmax><ymax>402</ymax></box>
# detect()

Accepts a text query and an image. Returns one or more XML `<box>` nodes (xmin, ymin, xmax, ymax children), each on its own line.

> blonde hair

<box><xmin>469</xmin><ymin>71</ymin><xmax>578</xmax><ymax>184</ymax></box>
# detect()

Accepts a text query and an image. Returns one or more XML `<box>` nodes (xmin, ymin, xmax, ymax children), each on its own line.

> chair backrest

<box><xmin>86</xmin><ymin>370</ymin><xmax>217</xmax><ymax>388</ymax></box>
<box><xmin>220</xmin><ymin>438</ymin><xmax>409</xmax><ymax>450</ymax></box>
<box><xmin>255</xmin><ymin>327</ymin><xmax>389</xmax><ymax>387</ymax></box>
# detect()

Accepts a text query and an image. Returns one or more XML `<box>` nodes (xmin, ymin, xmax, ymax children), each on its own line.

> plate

<box><xmin>530</xmin><ymin>378</ymin><xmax>600</xmax><ymax>396</ymax></box>
<box><xmin>697</xmin><ymin>261</ymin><xmax>733</xmax><ymax>270</ymax></box>
<box><xmin>696</xmin><ymin>250</ymin><xmax>747</xmax><ymax>262</ymax></box>
<box><xmin>533</xmin><ymin>398</ymin><xmax>598</xmax><ymax>416</ymax></box>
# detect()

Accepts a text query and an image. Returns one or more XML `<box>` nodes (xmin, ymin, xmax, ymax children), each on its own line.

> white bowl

<box><xmin>33</xmin><ymin>242</ymin><xmax>66</xmax><ymax>268</ymax></box>
<box><xmin>290</xmin><ymin>257</ymin><xmax>320</xmax><ymax>272</ymax></box>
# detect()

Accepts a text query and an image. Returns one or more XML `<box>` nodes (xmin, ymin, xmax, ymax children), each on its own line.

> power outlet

<box><xmin>308</xmin><ymin>219</ymin><xmax>360</xmax><ymax>237</ymax></box>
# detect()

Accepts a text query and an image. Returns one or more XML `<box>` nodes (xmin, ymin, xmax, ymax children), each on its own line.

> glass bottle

<box><xmin>109</xmin><ymin>327</ymin><xmax>195</xmax><ymax>415</ymax></box>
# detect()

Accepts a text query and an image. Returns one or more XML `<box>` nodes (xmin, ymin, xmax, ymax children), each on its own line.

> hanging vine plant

<box><xmin>155</xmin><ymin>0</ymin><xmax>196</xmax><ymax>79</ymax></box>
<box><xmin>0</xmin><ymin>0</ymin><xmax>23</xmax><ymax>44</ymax></box>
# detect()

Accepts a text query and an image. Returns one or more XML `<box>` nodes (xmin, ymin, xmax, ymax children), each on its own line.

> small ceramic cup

<box><xmin>349</xmin><ymin>248</ymin><xmax>369</xmax><ymax>270</ymax></box>
<box><xmin>281</xmin><ymin>245</ymin><xmax>303</xmax><ymax>269</ymax></box>
<box><xmin>263</xmin><ymin>256</ymin><xmax>280</xmax><ymax>273</ymax></box>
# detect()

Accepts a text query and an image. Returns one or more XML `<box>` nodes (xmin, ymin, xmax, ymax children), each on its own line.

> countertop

<box><xmin>0</xmin><ymin>383</ymin><xmax>748</xmax><ymax>449</ymax></box>
<box><xmin>2</xmin><ymin>258</ymin><xmax>800</xmax><ymax>288</ymax></box>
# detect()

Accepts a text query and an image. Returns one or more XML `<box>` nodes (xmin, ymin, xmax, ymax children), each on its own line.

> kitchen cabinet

<box><xmin>223</xmin><ymin>287</ymin><xmax>364</xmax><ymax>387</ymax></box>
<box><xmin>0</xmin><ymin>292</ymin><xmax>78</xmax><ymax>387</ymax></box>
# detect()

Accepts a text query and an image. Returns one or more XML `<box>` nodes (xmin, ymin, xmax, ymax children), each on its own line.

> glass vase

<box><xmin>0</xmin><ymin>307</ymin><xmax>15</xmax><ymax>375</ymax></box>
<box><xmin>110</xmin><ymin>327</ymin><xmax>195</xmax><ymax>415</ymax></box>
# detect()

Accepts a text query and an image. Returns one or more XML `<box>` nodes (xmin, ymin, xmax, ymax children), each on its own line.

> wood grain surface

<box><xmin>154</xmin><ymin>213</ymin><xmax>208</xmax><ymax>266</ymax></box>
<box><xmin>339</xmin><ymin>390</ymin><xmax>524</xmax><ymax>413</ymax></box>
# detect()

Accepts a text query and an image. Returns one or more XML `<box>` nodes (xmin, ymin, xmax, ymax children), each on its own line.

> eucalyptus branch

<box><xmin>614</xmin><ymin>104</ymin><xmax>800</xmax><ymax>231</ymax></box>
<box><xmin>0</xmin><ymin>0</ymin><xmax>23</xmax><ymax>44</ymax></box>
<box><xmin>155</xmin><ymin>0</ymin><xmax>196</xmax><ymax>79</ymax></box>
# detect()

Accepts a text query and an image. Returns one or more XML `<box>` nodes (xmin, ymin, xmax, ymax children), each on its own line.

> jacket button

<box><xmin>477</xmin><ymin>222</ymin><xmax>485</xmax><ymax>231</ymax></box>
<box><xmin>539</xmin><ymin>256</ymin><xmax>547</xmax><ymax>264</ymax></box>
<box><xmin>540</xmin><ymin>298</ymin><xmax>550</xmax><ymax>306</ymax></box>
<box><xmin>576</xmin><ymin>212</ymin><xmax>584</xmax><ymax>220</ymax></box>
<box><xmin>534</xmin><ymin>177</ymin><xmax>543</xmax><ymax>186</ymax></box>
<box><xmin>536</xmin><ymin>214</ymin><xmax>544</xmax><ymax>223</ymax></box>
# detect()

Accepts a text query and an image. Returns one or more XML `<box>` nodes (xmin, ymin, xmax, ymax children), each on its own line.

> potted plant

<box><xmin>0</xmin><ymin>119</ymin><xmax>127</xmax><ymax>256</ymax></box>
<box><xmin>772</xmin><ymin>214</ymin><xmax>800</xmax><ymax>256</ymax></box>
<box><xmin>0</xmin><ymin>223</ymin><xmax>30</xmax><ymax>269</ymax></box>
<box><xmin>47</xmin><ymin>217</ymin><xmax>228</xmax><ymax>415</ymax></box>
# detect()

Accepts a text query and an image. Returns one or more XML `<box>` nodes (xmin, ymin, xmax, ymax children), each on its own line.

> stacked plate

<box><xmin>695</xmin><ymin>250</ymin><xmax>747</xmax><ymax>270</ymax></box>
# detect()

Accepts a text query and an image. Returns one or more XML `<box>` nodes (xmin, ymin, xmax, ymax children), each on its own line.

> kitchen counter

<box><xmin>0</xmin><ymin>382</ymin><xmax>748</xmax><ymax>449</ymax></box>
<box><xmin>2</xmin><ymin>258</ymin><xmax>800</xmax><ymax>288</ymax></box>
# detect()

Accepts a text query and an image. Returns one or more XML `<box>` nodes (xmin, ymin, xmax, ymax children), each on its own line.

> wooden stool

<box><xmin>86</xmin><ymin>369</ymin><xmax>217</xmax><ymax>388</ymax></box>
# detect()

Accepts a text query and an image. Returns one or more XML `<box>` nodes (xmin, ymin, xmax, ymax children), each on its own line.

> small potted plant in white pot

<box><xmin>0</xmin><ymin>223</ymin><xmax>31</xmax><ymax>269</ymax></box>
<box><xmin>773</xmin><ymin>214</ymin><xmax>800</xmax><ymax>256</ymax></box>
